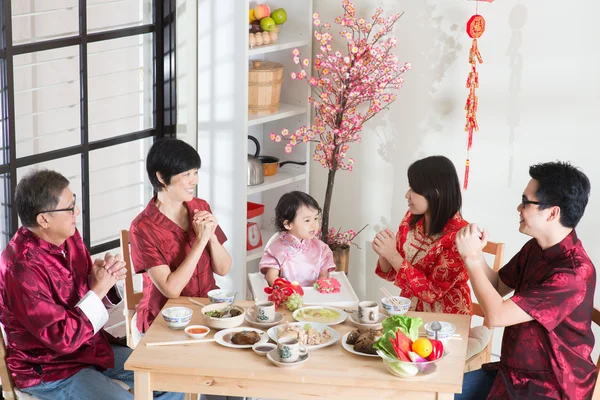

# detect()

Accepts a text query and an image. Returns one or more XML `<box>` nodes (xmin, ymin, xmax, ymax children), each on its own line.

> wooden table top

<box><xmin>125</xmin><ymin>298</ymin><xmax>469</xmax><ymax>396</ymax></box>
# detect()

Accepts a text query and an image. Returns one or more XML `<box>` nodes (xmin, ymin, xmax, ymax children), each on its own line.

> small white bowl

<box><xmin>184</xmin><ymin>325</ymin><xmax>210</xmax><ymax>339</ymax></box>
<box><xmin>381</xmin><ymin>296</ymin><xmax>411</xmax><ymax>316</ymax></box>
<box><xmin>424</xmin><ymin>321</ymin><xmax>456</xmax><ymax>342</ymax></box>
<box><xmin>252</xmin><ymin>342</ymin><xmax>276</xmax><ymax>356</ymax></box>
<box><xmin>207</xmin><ymin>289</ymin><xmax>236</xmax><ymax>303</ymax></box>
<box><xmin>161</xmin><ymin>306</ymin><xmax>193</xmax><ymax>329</ymax></box>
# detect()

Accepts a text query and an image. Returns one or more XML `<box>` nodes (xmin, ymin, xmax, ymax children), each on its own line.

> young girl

<box><xmin>260</xmin><ymin>191</ymin><xmax>336</xmax><ymax>287</ymax></box>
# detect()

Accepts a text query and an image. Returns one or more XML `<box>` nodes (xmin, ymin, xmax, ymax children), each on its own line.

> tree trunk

<box><xmin>321</xmin><ymin>159</ymin><xmax>338</xmax><ymax>244</ymax></box>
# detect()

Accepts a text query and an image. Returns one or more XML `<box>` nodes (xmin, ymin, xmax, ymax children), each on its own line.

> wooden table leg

<box><xmin>134</xmin><ymin>371</ymin><xmax>152</xmax><ymax>400</ymax></box>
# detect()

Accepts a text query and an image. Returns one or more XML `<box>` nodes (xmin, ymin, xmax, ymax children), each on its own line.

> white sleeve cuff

<box><xmin>76</xmin><ymin>290</ymin><xmax>109</xmax><ymax>334</ymax></box>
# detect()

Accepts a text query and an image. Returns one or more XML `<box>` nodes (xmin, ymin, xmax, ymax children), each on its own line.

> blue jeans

<box><xmin>455</xmin><ymin>368</ymin><xmax>498</xmax><ymax>400</ymax></box>
<box><xmin>21</xmin><ymin>344</ymin><xmax>184</xmax><ymax>400</ymax></box>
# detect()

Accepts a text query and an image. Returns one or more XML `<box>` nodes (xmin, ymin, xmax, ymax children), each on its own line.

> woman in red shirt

<box><xmin>130</xmin><ymin>139</ymin><xmax>232</xmax><ymax>342</ymax></box>
<box><xmin>373</xmin><ymin>155</ymin><xmax>471</xmax><ymax>315</ymax></box>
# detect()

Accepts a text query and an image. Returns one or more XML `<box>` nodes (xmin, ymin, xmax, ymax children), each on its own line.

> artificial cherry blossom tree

<box><xmin>270</xmin><ymin>0</ymin><xmax>411</xmax><ymax>247</ymax></box>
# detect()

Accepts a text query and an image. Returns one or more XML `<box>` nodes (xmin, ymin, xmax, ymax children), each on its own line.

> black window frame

<box><xmin>0</xmin><ymin>0</ymin><xmax>177</xmax><ymax>254</ymax></box>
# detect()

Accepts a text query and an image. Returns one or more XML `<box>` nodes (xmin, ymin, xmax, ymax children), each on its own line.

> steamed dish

<box><xmin>296</xmin><ymin>307</ymin><xmax>340</xmax><ymax>323</ymax></box>
<box><xmin>205</xmin><ymin>309</ymin><xmax>242</xmax><ymax>318</ymax></box>
<box><xmin>346</xmin><ymin>329</ymin><xmax>382</xmax><ymax>355</ymax></box>
<box><xmin>277</xmin><ymin>323</ymin><xmax>333</xmax><ymax>345</ymax></box>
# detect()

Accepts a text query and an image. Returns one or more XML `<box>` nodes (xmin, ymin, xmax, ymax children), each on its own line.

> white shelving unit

<box><xmin>196</xmin><ymin>0</ymin><xmax>313</xmax><ymax>298</ymax></box>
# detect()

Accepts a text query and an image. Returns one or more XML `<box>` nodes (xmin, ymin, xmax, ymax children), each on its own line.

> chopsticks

<box><xmin>188</xmin><ymin>298</ymin><xmax>207</xmax><ymax>307</ymax></box>
<box><xmin>380</xmin><ymin>287</ymin><xmax>403</xmax><ymax>308</ymax></box>
<box><xmin>146</xmin><ymin>338</ymin><xmax>216</xmax><ymax>347</ymax></box>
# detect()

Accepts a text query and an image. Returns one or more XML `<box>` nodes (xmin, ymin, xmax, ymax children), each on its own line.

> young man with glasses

<box><xmin>455</xmin><ymin>161</ymin><xmax>596</xmax><ymax>399</ymax></box>
<box><xmin>0</xmin><ymin>170</ymin><xmax>183</xmax><ymax>400</ymax></box>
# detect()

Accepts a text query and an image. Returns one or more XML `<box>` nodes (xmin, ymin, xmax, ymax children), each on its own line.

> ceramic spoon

<box><xmin>430</xmin><ymin>320</ymin><xmax>442</xmax><ymax>340</ymax></box>
<box><xmin>221</xmin><ymin>292</ymin><xmax>239</xmax><ymax>318</ymax></box>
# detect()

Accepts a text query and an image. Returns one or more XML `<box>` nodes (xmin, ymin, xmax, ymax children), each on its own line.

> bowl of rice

<box><xmin>161</xmin><ymin>306</ymin><xmax>193</xmax><ymax>329</ymax></box>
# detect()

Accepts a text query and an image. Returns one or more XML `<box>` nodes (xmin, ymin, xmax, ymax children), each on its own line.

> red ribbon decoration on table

<box><xmin>463</xmin><ymin>14</ymin><xmax>485</xmax><ymax>189</ymax></box>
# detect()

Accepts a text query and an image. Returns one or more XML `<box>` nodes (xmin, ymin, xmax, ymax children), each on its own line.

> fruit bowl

<box><xmin>376</xmin><ymin>350</ymin><xmax>448</xmax><ymax>378</ymax></box>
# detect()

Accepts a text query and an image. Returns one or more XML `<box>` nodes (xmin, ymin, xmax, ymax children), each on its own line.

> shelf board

<box><xmin>248</xmin><ymin>30</ymin><xmax>309</xmax><ymax>56</ymax></box>
<box><xmin>248</xmin><ymin>103</ymin><xmax>306</xmax><ymax>127</ymax></box>
<box><xmin>247</xmin><ymin>165</ymin><xmax>306</xmax><ymax>195</ymax></box>
<box><xmin>246</xmin><ymin>228</ymin><xmax>277</xmax><ymax>262</ymax></box>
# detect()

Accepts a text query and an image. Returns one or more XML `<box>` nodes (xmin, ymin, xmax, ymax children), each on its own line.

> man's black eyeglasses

<box><xmin>36</xmin><ymin>194</ymin><xmax>77</xmax><ymax>216</ymax></box>
<box><xmin>521</xmin><ymin>195</ymin><xmax>541</xmax><ymax>208</ymax></box>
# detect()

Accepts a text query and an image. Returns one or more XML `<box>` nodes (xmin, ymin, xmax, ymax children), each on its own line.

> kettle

<box><xmin>247</xmin><ymin>136</ymin><xmax>264</xmax><ymax>186</ymax></box>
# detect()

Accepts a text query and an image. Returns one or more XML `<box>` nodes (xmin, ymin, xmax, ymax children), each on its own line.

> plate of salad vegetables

<box><xmin>373</xmin><ymin>315</ymin><xmax>448</xmax><ymax>378</ymax></box>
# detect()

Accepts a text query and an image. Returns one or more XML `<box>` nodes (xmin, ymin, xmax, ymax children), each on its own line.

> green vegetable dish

<box><xmin>204</xmin><ymin>309</ymin><xmax>241</xmax><ymax>318</ymax></box>
<box><xmin>296</xmin><ymin>307</ymin><xmax>340</xmax><ymax>322</ymax></box>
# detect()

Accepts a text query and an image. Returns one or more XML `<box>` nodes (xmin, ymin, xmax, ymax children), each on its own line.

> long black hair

<box><xmin>407</xmin><ymin>156</ymin><xmax>462</xmax><ymax>235</ymax></box>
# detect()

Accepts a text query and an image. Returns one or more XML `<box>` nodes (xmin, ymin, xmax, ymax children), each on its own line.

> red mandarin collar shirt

<box><xmin>489</xmin><ymin>230</ymin><xmax>596</xmax><ymax>399</ymax></box>
<box><xmin>375</xmin><ymin>211</ymin><xmax>472</xmax><ymax>315</ymax></box>
<box><xmin>130</xmin><ymin>197</ymin><xmax>227</xmax><ymax>333</ymax></box>
<box><xmin>0</xmin><ymin>227</ymin><xmax>115</xmax><ymax>389</ymax></box>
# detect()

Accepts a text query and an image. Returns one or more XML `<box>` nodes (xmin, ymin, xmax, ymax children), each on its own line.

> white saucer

<box><xmin>244</xmin><ymin>312</ymin><xmax>285</xmax><ymax>328</ymax></box>
<box><xmin>266</xmin><ymin>348</ymin><xmax>310</xmax><ymax>369</ymax></box>
<box><xmin>348</xmin><ymin>312</ymin><xmax>387</xmax><ymax>330</ymax></box>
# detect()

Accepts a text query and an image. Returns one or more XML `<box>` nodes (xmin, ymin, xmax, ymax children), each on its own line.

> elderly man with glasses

<box><xmin>0</xmin><ymin>170</ymin><xmax>183</xmax><ymax>400</ymax></box>
<box><xmin>455</xmin><ymin>161</ymin><xmax>596</xmax><ymax>400</ymax></box>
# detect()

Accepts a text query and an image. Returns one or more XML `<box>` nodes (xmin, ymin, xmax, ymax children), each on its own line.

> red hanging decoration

<box><xmin>463</xmin><ymin>14</ymin><xmax>485</xmax><ymax>189</ymax></box>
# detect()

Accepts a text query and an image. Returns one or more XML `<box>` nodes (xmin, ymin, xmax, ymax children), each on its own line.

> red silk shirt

<box><xmin>375</xmin><ymin>211</ymin><xmax>472</xmax><ymax>315</ymax></box>
<box><xmin>130</xmin><ymin>197</ymin><xmax>227</xmax><ymax>333</ymax></box>
<box><xmin>0</xmin><ymin>227</ymin><xmax>114</xmax><ymax>388</ymax></box>
<box><xmin>487</xmin><ymin>230</ymin><xmax>596</xmax><ymax>399</ymax></box>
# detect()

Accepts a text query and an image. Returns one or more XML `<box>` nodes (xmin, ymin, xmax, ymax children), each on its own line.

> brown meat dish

<box><xmin>230</xmin><ymin>330</ymin><xmax>261</xmax><ymax>345</ymax></box>
<box><xmin>346</xmin><ymin>329</ymin><xmax>382</xmax><ymax>355</ymax></box>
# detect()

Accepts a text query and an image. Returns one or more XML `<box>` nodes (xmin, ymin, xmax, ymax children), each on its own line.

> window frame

<box><xmin>0</xmin><ymin>0</ymin><xmax>177</xmax><ymax>254</ymax></box>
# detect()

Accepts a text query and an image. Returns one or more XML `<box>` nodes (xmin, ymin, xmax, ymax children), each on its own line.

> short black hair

<box><xmin>146</xmin><ymin>139</ymin><xmax>201</xmax><ymax>191</ymax></box>
<box><xmin>407</xmin><ymin>155</ymin><xmax>462</xmax><ymax>235</ymax></box>
<box><xmin>15</xmin><ymin>169</ymin><xmax>70</xmax><ymax>228</ymax></box>
<box><xmin>529</xmin><ymin>161</ymin><xmax>590</xmax><ymax>228</ymax></box>
<box><xmin>274</xmin><ymin>191</ymin><xmax>321</xmax><ymax>232</ymax></box>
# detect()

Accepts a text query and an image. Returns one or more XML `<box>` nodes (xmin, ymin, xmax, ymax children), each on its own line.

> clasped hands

<box><xmin>372</xmin><ymin>228</ymin><xmax>401</xmax><ymax>262</ymax></box>
<box><xmin>192</xmin><ymin>209</ymin><xmax>218</xmax><ymax>242</ymax></box>
<box><xmin>89</xmin><ymin>252</ymin><xmax>127</xmax><ymax>298</ymax></box>
<box><xmin>455</xmin><ymin>223</ymin><xmax>488</xmax><ymax>265</ymax></box>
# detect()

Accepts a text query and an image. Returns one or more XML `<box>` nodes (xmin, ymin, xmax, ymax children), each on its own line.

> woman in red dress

<box><xmin>373</xmin><ymin>155</ymin><xmax>471</xmax><ymax>315</ymax></box>
<box><xmin>129</xmin><ymin>139</ymin><xmax>232</xmax><ymax>343</ymax></box>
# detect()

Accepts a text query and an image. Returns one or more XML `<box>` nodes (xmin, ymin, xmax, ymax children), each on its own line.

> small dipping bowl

<box><xmin>252</xmin><ymin>342</ymin><xmax>276</xmax><ymax>356</ymax></box>
<box><xmin>161</xmin><ymin>306</ymin><xmax>193</xmax><ymax>329</ymax></box>
<box><xmin>381</xmin><ymin>296</ymin><xmax>411</xmax><ymax>316</ymax></box>
<box><xmin>207</xmin><ymin>289</ymin><xmax>236</xmax><ymax>303</ymax></box>
<box><xmin>184</xmin><ymin>325</ymin><xmax>210</xmax><ymax>339</ymax></box>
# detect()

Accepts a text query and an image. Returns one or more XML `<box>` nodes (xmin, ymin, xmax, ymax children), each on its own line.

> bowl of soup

<box><xmin>185</xmin><ymin>325</ymin><xmax>210</xmax><ymax>339</ymax></box>
<box><xmin>201</xmin><ymin>303</ymin><xmax>245</xmax><ymax>330</ymax></box>
<box><xmin>161</xmin><ymin>307</ymin><xmax>193</xmax><ymax>329</ymax></box>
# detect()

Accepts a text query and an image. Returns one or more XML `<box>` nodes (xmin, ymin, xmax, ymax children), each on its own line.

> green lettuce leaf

<box><xmin>381</xmin><ymin>315</ymin><xmax>423</xmax><ymax>341</ymax></box>
<box><xmin>372</xmin><ymin>330</ymin><xmax>398</xmax><ymax>359</ymax></box>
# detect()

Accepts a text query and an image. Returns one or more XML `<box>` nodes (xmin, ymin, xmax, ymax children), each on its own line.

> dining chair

<box><xmin>464</xmin><ymin>240</ymin><xmax>505</xmax><ymax>373</ymax></box>
<box><xmin>120</xmin><ymin>229</ymin><xmax>144</xmax><ymax>349</ymax></box>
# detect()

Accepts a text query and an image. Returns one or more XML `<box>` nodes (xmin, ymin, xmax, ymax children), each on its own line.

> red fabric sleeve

<box><xmin>394</xmin><ymin>231</ymin><xmax>467</xmax><ymax>304</ymax></box>
<box><xmin>130</xmin><ymin>225</ymin><xmax>168</xmax><ymax>274</ymax></box>
<box><xmin>5</xmin><ymin>263</ymin><xmax>96</xmax><ymax>355</ymax></box>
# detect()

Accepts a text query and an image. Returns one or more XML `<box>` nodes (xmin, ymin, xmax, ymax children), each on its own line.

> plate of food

<box><xmin>292</xmin><ymin>306</ymin><xmax>347</xmax><ymax>325</ymax></box>
<box><xmin>341</xmin><ymin>330</ymin><xmax>382</xmax><ymax>358</ymax></box>
<box><xmin>267</xmin><ymin>322</ymin><xmax>340</xmax><ymax>350</ymax></box>
<box><xmin>214</xmin><ymin>327</ymin><xmax>269</xmax><ymax>349</ymax></box>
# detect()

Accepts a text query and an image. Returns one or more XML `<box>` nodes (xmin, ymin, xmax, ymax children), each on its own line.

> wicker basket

<box><xmin>248</xmin><ymin>60</ymin><xmax>283</xmax><ymax>114</ymax></box>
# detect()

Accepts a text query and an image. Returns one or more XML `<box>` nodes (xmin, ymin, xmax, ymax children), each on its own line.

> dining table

<box><xmin>124</xmin><ymin>298</ymin><xmax>470</xmax><ymax>400</ymax></box>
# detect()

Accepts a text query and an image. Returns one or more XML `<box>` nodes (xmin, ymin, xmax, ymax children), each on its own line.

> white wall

<box><xmin>311</xmin><ymin>0</ymin><xmax>600</xmax><ymax>359</ymax></box>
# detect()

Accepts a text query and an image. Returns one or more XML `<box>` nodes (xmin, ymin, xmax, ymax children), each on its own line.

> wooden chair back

<box><xmin>464</xmin><ymin>241</ymin><xmax>505</xmax><ymax>372</ymax></box>
<box><xmin>120</xmin><ymin>230</ymin><xmax>143</xmax><ymax>349</ymax></box>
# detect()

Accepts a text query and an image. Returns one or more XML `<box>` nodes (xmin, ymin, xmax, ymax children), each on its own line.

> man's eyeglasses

<box><xmin>36</xmin><ymin>194</ymin><xmax>77</xmax><ymax>216</ymax></box>
<box><xmin>521</xmin><ymin>195</ymin><xmax>541</xmax><ymax>208</ymax></box>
